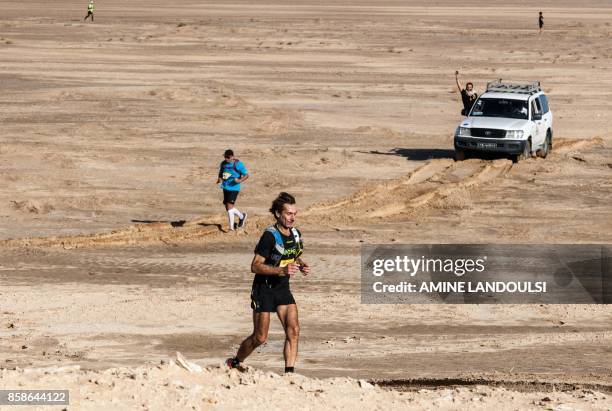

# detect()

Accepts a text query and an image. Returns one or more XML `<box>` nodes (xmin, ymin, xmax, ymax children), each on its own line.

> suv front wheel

<box><xmin>455</xmin><ymin>149</ymin><xmax>467</xmax><ymax>161</ymax></box>
<box><xmin>513</xmin><ymin>139</ymin><xmax>532</xmax><ymax>163</ymax></box>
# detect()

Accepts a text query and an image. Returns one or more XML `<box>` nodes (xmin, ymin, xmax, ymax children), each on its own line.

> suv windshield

<box><xmin>470</xmin><ymin>98</ymin><xmax>529</xmax><ymax>120</ymax></box>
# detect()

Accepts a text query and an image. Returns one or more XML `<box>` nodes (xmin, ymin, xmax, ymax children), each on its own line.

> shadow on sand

<box><xmin>131</xmin><ymin>219</ymin><xmax>186</xmax><ymax>227</ymax></box>
<box><xmin>197</xmin><ymin>222</ymin><xmax>224</xmax><ymax>232</ymax></box>
<box><xmin>359</xmin><ymin>148</ymin><xmax>456</xmax><ymax>161</ymax></box>
<box><xmin>361</xmin><ymin>148</ymin><xmax>512</xmax><ymax>161</ymax></box>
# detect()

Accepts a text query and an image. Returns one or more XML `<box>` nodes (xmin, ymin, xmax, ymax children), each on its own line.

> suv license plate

<box><xmin>477</xmin><ymin>142</ymin><xmax>497</xmax><ymax>149</ymax></box>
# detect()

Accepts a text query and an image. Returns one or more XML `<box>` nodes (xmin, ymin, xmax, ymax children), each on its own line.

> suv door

<box><xmin>538</xmin><ymin>94</ymin><xmax>553</xmax><ymax>139</ymax></box>
<box><xmin>530</xmin><ymin>98</ymin><xmax>546</xmax><ymax>149</ymax></box>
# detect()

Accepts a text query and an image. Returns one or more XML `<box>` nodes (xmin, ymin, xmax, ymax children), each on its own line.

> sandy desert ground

<box><xmin>1</xmin><ymin>0</ymin><xmax>611</xmax><ymax>409</ymax></box>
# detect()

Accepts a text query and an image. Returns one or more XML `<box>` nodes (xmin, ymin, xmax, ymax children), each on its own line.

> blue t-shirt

<box><xmin>219</xmin><ymin>160</ymin><xmax>248</xmax><ymax>191</ymax></box>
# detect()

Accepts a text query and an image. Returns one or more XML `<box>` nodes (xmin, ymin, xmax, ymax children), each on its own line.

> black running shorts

<box><xmin>223</xmin><ymin>189</ymin><xmax>239</xmax><ymax>204</ymax></box>
<box><xmin>250</xmin><ymin>281</ymin><xmax>296</xmax><ymax>312</ymax></box>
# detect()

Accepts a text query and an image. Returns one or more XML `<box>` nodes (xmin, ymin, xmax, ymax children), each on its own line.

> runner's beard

<box><xmin>279</xmin><ymin>218</ymin><xmax>294</xmax><ymax>229</ymax></box>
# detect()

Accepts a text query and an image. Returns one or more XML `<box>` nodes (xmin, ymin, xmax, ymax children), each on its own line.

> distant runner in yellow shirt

<box><xmin>84</xmin><ymin>0</ymin><xmax>95</xmax><ymax>22</ymax></box>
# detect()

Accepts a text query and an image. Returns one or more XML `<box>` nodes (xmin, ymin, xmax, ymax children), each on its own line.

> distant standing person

<box><xmin>455</xmin><ymin>71</ymin><xmax>478</xmax><ymax>116</ymax></box>
<box><xmin>226</xmin><ymin>192</ymin><xmax>311</xmax><ymax>373</ymax></box>
<box><xmin>539</xmin><ymin>12</ymin><xmax>544</xmax><ymax>33</ymax></box>
<box><xmin>216</xmin><ymin>149</ymin><xmax>249</xmax><ymax>231</ymax></box>
<box><xmin>84</xmin><ymin>0</ymin><xmax>95</xmax><ymax>22</ymax></box>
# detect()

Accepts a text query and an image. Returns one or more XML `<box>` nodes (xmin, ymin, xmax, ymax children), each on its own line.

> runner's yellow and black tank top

<box><xmin>253</xmin><ymin>225</ymin><xmax>302</xmax><ymax>287</ymax></box>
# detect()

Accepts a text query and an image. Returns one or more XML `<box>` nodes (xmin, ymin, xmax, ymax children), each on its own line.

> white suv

<box><xmin>454</xmin><ymin>80</ymin><xmax>553</xmax><ymax>163</ymax></box>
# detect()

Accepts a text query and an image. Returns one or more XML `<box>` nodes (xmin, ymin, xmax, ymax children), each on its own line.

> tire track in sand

<box><xmin>303</xmin><ymin>158</ymin><xmax>513</xmax><ymax>221</ymax></box>
<box><xmin>302</xmin><ymin>137</ymin><xmax>604</xmax><ymax>222</ymax></box>
<box><xmin>0</xmin><ymin>138</ymin><xmax>602</xmax><ymax>249</ymax></box>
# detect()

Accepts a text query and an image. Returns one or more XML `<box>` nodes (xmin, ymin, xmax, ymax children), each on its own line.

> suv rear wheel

<box><xmin>537</xmin><ymin>131</ymin><xmax>551</xmax><ymax>158</ymax></box>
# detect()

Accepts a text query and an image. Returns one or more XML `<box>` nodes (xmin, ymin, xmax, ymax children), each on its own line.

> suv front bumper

<box><xmin>454</xmin><ymin>136</ymin><xmax>526</xmax><ymax>155</ymax></box>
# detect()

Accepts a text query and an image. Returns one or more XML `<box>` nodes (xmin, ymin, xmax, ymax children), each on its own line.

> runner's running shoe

<box><xmin>238</xmin><ymin>212</ymin><xmax>248</xmax><ymax>228</ymax></box>
<box><xmin>225</xmin><ymin>357</ymin><xmax>241</xmax><ymax>369</ymax></box>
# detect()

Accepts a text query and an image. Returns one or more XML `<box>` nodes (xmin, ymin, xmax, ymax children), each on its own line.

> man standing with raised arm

<box><xmin>455</xmin><ymin>70</ymin><xmax>478</xmax><ymax>116</ymax></box>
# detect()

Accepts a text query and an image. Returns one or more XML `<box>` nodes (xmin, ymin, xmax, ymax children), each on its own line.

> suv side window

<box><xmin>538</xmin><ymin>95</ymin><xmax>549</xmax><ymax>114</ymax></box>
<box><xmin>531</xmin><ymin>98</ymin><xmax>542</xmax><ymax>119</ymax></box>
<box><xmin>534</xmin><ymin>98</ymin><xmax>542</xmax><ymax>114</ymax></box>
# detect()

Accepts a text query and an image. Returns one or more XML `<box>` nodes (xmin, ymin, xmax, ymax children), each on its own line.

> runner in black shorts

<box><xmin>216</xmin><ymin>149</ymin><xmax>249</xmax><ymax>231</ymax></box>
<box><xmin>250</xmin><ymin>228</ymin><xmax>299</xmax><ymax>312</ymax></box>
<box><xmin>226</xmin><ymin>192</ymin><xmax>311</xmax><ymax>373</ymax></box>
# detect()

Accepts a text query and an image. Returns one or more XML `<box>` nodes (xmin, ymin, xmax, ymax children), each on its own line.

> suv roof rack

<box><xmin>486</xmin><ymin>79</ymin><xmax>541</xmax><ymax>95</ymax></box>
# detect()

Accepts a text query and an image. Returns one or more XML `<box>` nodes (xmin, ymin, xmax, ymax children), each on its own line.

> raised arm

<box><xmin>455</xmin><ymin>70</ymin><xmax>463</xmax><ymax>92</ymax></box>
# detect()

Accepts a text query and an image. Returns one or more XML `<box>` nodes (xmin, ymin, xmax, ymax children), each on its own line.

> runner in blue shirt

<box><xmin>216</xmin><ymin>149</ymin><xmax>249</xmax><ymax>231</ymax></box>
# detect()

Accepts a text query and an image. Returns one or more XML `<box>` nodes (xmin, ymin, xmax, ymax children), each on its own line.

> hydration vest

<box><xmin>265</xmin><ymin>225</ymin><xmax>302</xmax><ymax>267</ymax></box>
<box><xmin>219</xmin><ymin>159</ymin><xmax>244</xmax><ymax>180</ymax></box>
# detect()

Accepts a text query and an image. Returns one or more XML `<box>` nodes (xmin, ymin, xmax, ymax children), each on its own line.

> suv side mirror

<box><xmin>533</xmin><ymin>113</ymin><xmax>542</xmax><ymax>121</ymax></box>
